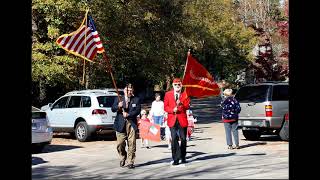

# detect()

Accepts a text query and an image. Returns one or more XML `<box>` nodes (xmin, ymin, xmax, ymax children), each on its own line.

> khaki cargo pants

<box><xmin>116</xmin><ymin>120</ymin><xmax>136</xmax><ymax>165</ymax></box>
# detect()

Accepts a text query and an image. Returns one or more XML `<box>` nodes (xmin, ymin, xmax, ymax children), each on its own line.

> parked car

<box><xmin>65</xmin><ymin>88</ymin><xmax>124</xmax><ymax>96</ymax></box>
<box><xmin>279</xmin><ymin>112</ymin><xmax>289</xmax><ymax>141</ymax></box>
<box><xmin>32</xmin><ymin>106</ymin><xmax>53</xmax><ymax>153</ymax></box>
<box><xmin>101</xmin><ymin>88</ymin><xmax>124</xmax><ymax>96</ymax></box>
<box><xmin>41</xmin><ymin>90</ymin><xmax>119</xmax><ymax>142</ymax></box>
<box><xmin>234</xmin><ymin>82</ymin><xmax>288</xmax><ymax>140</ymax></box>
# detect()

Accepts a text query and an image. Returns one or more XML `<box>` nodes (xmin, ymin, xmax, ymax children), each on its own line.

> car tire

<box><xmin>242</xmin><ymin>129</ymin><xmax>261</xmax><ymax>141</ymax></box>
<box><xmin>75</xmin><ymin>121</ymin><xmax>91</xmax><ymax>142</ymax></box>
<box><xmin>279</xmin><ymin>122</ymin><xmax>289</xmax><ymax>141</ymax></box>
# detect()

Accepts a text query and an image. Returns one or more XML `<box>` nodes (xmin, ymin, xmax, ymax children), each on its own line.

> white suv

<box><xmin>41</xmin><ymin>90</ymin><xmax>119</xmax><ymax>142</ymax></box>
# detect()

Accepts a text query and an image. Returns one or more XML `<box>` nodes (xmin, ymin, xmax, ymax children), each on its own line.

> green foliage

<box><xmin>32</xmin><ymin>0</ymin><xmax>257</xmax><ymax>105</ymax></box>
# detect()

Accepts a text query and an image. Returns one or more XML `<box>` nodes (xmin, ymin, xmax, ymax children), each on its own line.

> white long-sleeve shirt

<box><xmin>150</xmin><ymin>100</ymin><xmax>165</xmax><ymax>116</ymax></box>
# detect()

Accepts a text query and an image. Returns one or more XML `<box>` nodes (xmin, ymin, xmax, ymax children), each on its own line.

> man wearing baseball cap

<box><xmin>164</xmin><ymin>78</ymin><xmax>190</xmax><ymax>165</ymax></box>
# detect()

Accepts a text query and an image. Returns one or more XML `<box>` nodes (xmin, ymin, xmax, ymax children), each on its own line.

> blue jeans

<box><xmin>153</xmin><ymin>116</ymin><xmax>164</xmax><ymax>125</ymax></box>
<box><xmin>224</xmin><ymin>121</ymin><xmax>239</xmax><ymax>146</ymax></box>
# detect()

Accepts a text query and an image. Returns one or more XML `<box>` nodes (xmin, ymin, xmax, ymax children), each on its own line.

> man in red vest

<box><xmin>164</xmin><ymin>78</ymin><xmax>190</xmax><ymax>165</ymax></box>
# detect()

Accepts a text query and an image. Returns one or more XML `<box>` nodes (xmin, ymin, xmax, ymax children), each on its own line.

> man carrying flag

<box><xmin>164</xmin><ymin>78</ymin><xmax>190</xmax><ymax>166</ymax></box>
<box><xmin>56</xmin><ymin>9</ymin><xmax>133</xmax><ymax>169</ymax></box>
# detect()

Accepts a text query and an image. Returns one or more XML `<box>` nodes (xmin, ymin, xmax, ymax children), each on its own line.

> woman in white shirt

<box><xmin>150</xmin><ymin>93</ymin><xmax>165</xmax><ymax>125</ymax></box>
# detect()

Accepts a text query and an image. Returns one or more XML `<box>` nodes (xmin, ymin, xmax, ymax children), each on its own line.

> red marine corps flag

<box><xmin>182</xmin><ymin>51</ymin><xmax>221</xmax><ymax>97</ymax></box>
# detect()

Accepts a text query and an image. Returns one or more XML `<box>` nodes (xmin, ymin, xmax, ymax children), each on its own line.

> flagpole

<box><xmin>82</xmin><ymin>60</ymin><xmax>86</xmax><ymax>87</ymax></box>
<box><xmin>182</xmin><ymin>49</ymin><xmax>191</xmax><ymax>81</ymax></box>
<box><xmin>83</xmin><ymin>6</ymin><xmax>121</xmax><ymax>102</ymax></box>
<box><xmin>102</xmin><ymin>52</ymin><xmax>122</xmax><ymax>102</ymax></box>
<box><xmin>181</xmin><ymin>49</ymin><xmax>191</xmax><ymax>99</ymax></box>
<box><xmin>82</xmin><ymin>9</ymin><xmax>89</xmax><ymax>88</ymax></box>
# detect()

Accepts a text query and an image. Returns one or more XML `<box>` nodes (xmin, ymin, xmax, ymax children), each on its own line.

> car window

<box><xmin>272</xmin><ymin>85</ymin><xmax>289</xmax><ymax>101</ymax></box>
<box><xmin>97</xmin><ymin>96</ymin><xmax>116</xmax><ymax>108</ymax></box>
<box><xmin>81</xmin><ymin>96</ymin><xmax>91</xmax><ymax>107</ymax></box>
<box><xmin>52</xmin><ymin>96</ymin><xmax>69</xmax><ymax>109</ymax></box>
<box><xmin>235</xmin><ymin>85</ymin><xmax>270</xmax><ymax>103</ymax></box>
<box><xmin>67</xmin><ymin>96</ymin><xmax>81</xmax><ymax>108</ymax></box>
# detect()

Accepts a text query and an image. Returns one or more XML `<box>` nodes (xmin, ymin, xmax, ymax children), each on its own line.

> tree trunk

<box><xmin>39</xmin><ymin>78</ymin><xmax>46</xmax><ymax>105</ymax></box>
<box><xmin>165</xmin><ymin>75</ymin><xmax>171</xmax><ymax>91</ymax></box>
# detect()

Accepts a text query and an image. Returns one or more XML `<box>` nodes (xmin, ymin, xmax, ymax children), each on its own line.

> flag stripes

<box><xmin>56</xmin><ymin>11</ymin><xmax>105</xmax><ymax>62</ymax></box>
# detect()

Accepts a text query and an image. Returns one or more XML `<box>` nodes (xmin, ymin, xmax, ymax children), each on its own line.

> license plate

<box><xmin>243</xmin><ymin>121</ymin><xmax>252</xmax><ymax>126</ymax></box>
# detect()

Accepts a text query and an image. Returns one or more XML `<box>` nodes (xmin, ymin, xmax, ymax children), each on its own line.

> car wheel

<box><xmin>279</xmin><ymin>121</ymin><xmax>289</xmax><ymax>141</ymax></box>
<box><xmin>75</xmin><ymin>121</ymin><xmax>91</xmax><ymax>142</ymax></box>
<box><xmin>242</xmin><ymin>129</ymin><xmax>261</xmax><ymax>141</ymax></box>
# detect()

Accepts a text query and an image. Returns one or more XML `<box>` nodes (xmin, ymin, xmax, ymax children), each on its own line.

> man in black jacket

<box><xmin>112</xmin><ymin>83</ymin><xmax>141</xmax><ymax>169</ymax></box>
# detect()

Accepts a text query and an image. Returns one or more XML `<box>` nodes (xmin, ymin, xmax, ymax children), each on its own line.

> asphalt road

<box><xmin>32</xmin><ymin>96</ymin><xmax>288</xmax><ymax>179</ymax></box>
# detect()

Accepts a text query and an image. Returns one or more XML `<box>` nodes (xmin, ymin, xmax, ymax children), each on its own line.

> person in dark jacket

<box><xmin>222</xmin><ymin>88</ymin><xmax>241</xmax><ymax>149</ymax></box>
<box><xmin>112</xmin><ymin>83</ymin><xmax>141</xmax><ymax>169</ymax></box>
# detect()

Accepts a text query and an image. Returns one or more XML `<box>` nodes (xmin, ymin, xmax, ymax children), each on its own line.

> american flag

<box><xmin>56</xmin><ymin>12</ymin><xmax>105</xmax><ymax>61</ymax></box>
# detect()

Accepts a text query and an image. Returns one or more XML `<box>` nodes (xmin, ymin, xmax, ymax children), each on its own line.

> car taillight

<box><xmin>265</xmin><ymin>105</ymin><xmax>273</xmax><ymax>117</ymax></box>
<box><xmin>285</xmin><ymin>113</ymin><xmax>289</xmax><ymax>121</ymax></box>
<box><xmin>92</xmin><ymin>109</ymin><xmax>107</xmax><ymax>115</ymax></box>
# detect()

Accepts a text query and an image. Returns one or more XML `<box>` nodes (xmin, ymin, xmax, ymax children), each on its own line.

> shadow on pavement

<box><xmin>32</xmin><ymin>165</ymin><xmax>104</xmax><ymax>179</ymax></box>
<box><xmin>151</xmin><ymin>144</ymin><xmax>168</xmax><ymax>148</ymax></box>
<box><xmin>92</xmin><ymin>132</ymin><xmax>117</xmax><ymax>141</ymax></box>
<box><xmin>195</xmin><ymin>126</ymin><xmax>211</xmax><ymax>129</ymax></box>
<box><xmin>151</xmin><ymin>144</ymin><xmax>195</xmax><ymax>148</ymax></box>
<box><xmin>32</xmin><ymin>157</ymin><xmax>48</xmax><ymax>166</ymax></box>
<box><xmin>53</xmin><ymin>131</ymin><xmax>117</xmax><ymax>142</ymax></box>
<box><xmin>258</xmin><ymin>135</ymin><xmax>282</xmax><ymax>141</ymax></box>
<box><xmin>53</xmin><ymin>133</ymin><xmax>76</xmax><ymax>139</ymax></box>
<box><xmin>165</xmin><ymin>156</ymin><xmax>286</xmax><ymax>179</ymax></box>
<box><xmin>135</xmin><ymin>157</ymin><xmax>173</xmax><ymax>167</ymax></box>
<box><xmin>136</xmin><ymin>150</ymin><xmax>207</xmax><ymax>168</ymax></box>
<box><xmin>40</xmin><ymin>144</ymin><xmax>83</xmax><ymax>153</ymax></box>
<box><xmin>239</xmin><ymin>142</ymin><xmax>267</xmax><ymax>149</ymax></box>
<box><xmin>240</xmin><ymin>135</ymin><xmax>282</xmax><ymax>142</ymax></box>
<box><xmin>193</xmin><ymin>152</ymin><xmax>236</xmax><ymax>161</ymax></box>
<box><xmin>237</xmin><ymin>153</ymin><xmax>266</xmax><ymax>156</ymax></box>
<box><xmin>190</xmin><ymin>136</ymin><xmax>213</xmax><ymax>141</ymax></box>
<box><xmin>185</xmin><ymin>150</ymin><xmax>207</xmax><ymax>159</ymax></box>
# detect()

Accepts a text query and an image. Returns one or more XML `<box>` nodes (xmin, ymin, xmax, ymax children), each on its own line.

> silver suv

<box><xmin>41</xmin><ymin>90</ymin><xmax>119</xmax><ymax>142</ymax></box>
<box><xmin>234</xmin><ymin>82</ymin><xmax>288</xmax><ymax>140</ymax></box>
<box><xmin>32</xmin><ymin>106</ymin><xmax>53</xmax><ymax>152</ymax></box>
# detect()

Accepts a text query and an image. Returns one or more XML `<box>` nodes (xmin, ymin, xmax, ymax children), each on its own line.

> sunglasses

<box><xmin>173</xmin><ymin>84</ymin><xmax>181</xmax><ymax>86</ymax></box>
